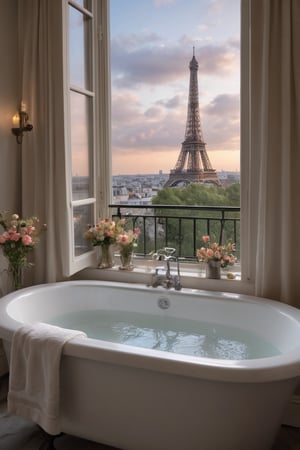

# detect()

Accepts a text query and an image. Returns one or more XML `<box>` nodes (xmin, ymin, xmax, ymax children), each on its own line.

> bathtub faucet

<box><xmin>151</xmin><ymin>248</ymin><xmax>182</xmax><ymax>290</ymax></box>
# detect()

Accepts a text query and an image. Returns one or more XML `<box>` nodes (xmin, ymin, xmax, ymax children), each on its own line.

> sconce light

<box><xmin>11</xmin><ymin>102</ymin><xmax>33</xmax><ymax>144</ymax></box>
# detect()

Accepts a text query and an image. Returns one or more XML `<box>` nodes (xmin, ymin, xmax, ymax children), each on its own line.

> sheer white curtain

<box><xmin>18</xmin><ymin>0</ymin><xmax>69</xmax><ymax>283</ymax></box>
<box><xmin>250</xmin><ymin>0</ymin><xmax>300</xmax><ymax>306</ymax></box>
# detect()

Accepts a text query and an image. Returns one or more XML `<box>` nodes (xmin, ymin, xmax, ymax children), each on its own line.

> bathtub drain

<box><xmin>158</xmin><ymin>297</ymin><xmax>170</xmax><ymax>310</ymax></box>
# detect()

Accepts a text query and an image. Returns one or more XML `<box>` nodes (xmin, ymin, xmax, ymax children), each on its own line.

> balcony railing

<box><xmin>110</xmin><ymin>204</ymin><xmax>240</xmax><ymax>261</ymax></box>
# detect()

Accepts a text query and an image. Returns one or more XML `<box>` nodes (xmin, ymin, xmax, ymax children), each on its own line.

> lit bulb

<box><xmin>20</xmin><ymin>102</ymin><xmax>26</xmax><ymax>113</ymax></box>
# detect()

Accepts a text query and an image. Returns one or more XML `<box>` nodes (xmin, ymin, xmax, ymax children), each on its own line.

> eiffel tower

<box><xmin>164</xmin><ymin>49</ymin><xmax>221</xmax><ymax>187</ymax></box>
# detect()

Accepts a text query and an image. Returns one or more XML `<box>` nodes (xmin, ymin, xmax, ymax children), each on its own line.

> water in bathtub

<box><xmin>48</xmin><ymin>309</ymin><xmax>280</xmax><ymax>360</ymax></box>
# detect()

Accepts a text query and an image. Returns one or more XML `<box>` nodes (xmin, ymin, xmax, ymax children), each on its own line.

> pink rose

<box><xmin>202</xmin><ymin>235</ymin><xmax>210</xmax><ymax>243</ymax></box>
<box><xmin>22</xmin><ymin>235</ymin><xmax>32</xmax><ymax>245</ymax></box>
<box><xmin>21</xmin><ymin>226</ymin><xmax>35</xmax><ymax>235</ymax></box>
<box><xmin>11</xmin><ymin>233</ymin><xmax>21</xmax><ymax>241</ymax></box>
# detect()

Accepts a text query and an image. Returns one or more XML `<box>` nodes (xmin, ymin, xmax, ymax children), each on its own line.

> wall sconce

<box><xmin>11</xmin><ymin>102</ymin><xmax>33</xmax><ymax>144</ymax></box>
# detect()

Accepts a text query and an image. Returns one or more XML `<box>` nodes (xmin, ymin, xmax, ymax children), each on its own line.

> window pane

<box><xmin>69</xmin><ymin>5</ymin><xmax>92</xmax><ymax>90</ymax></box>
<box><xmin>70</xmin><ymin>90</ymin><xmax>93</xmax><ymax>199</ymax></box>
<box><xmin>73</xmin><ymin>204</ymin><xmax>93</xmax><ymax>256</ymax></box>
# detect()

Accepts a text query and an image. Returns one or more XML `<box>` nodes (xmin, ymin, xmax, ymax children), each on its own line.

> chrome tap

<box><xmin>150</xmin><ymin>248</ymin><xmax>182</xmax><ymax>290</ymax></box>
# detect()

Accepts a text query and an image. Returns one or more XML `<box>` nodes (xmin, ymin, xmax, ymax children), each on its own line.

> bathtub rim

<box><xmin>1</xmin><ymin>280</ymin><xmax>300</xmax><ymax>384</ymax></box>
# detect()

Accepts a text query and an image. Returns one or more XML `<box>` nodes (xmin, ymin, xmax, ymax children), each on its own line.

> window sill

<box><xmin>73</xmin><ymin>258</ymin><xmax>254</xmax><ymax>296</ymax></box>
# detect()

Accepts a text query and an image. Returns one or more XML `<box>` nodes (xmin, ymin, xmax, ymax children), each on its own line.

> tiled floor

<box><xmin>1</xmin><ymin>373</ymin><xmax>300</xmax><ymax>450</ymax></box>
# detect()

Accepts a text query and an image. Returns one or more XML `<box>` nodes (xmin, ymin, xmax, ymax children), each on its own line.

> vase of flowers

<box><xmin>97</xmin><ymin>243</ymin><xmax>114</xmax><ymax>269</ymax></box>
<box><xmin>205</xmin><ymin>259</ymin><xmax>221</xmax><ymax>279</ymax></box>
<box><xmin>120</xmin><ymin>252</ymin><xmax>134</xmax><ymax>271</ymax></box>
<box><xmin>84</xmin><ymin>218</ymin><xmax>122</xmax><ymax>269</ymax></box>
<box><xmin>116</xmin><ymin>227</ymin><xmax>140</xmax><ymax>271</ymax></box>
<box><xmin>0</xmin><ymin>212</ymin><xmax>45</xmax><ymax>290</ymax></box>
<box><xmin>197</xmin><ymin>235</ymin><xmax>235</xmax><ymax>279</ymax></box>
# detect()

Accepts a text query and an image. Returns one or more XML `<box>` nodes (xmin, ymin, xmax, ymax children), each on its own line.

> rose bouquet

<box><xmin>196</xmin><ymin>235</ymin><xmax>235</xmax><ymax>268</ymax></box>
<box><xmin>115</xmin><ymin>222</ymin><xmax>140</xmax><ymax>270</ymax></box>
<box><xmin>0</xmin><ymin>211</ymin><xmax>45</xmax><ymax>289</ymax></box>
<box><xmin>84</xmin><ymin>218</ymin><xmax>122</xmax><ymax>247</ymax></box>
<box><xmin>116</xmin><ymin>227</ymin><xmax>140</xmax><ymax>257</ymax></box>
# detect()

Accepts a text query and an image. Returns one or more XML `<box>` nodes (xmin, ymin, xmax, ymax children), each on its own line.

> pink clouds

<box><xmin>109</xmin><ymin>0</ymin><xmax>240</xmax><ymax>174</ymax></box>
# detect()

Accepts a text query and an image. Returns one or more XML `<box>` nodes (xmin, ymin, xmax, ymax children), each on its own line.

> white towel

<box><xmin>7</xmin><ymin>322</ymin><xmax>86</xmax><ymax>435</ymax></box>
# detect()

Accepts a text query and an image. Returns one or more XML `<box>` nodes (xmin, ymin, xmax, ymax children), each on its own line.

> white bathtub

<box><xmin>0</xmin><ymin>280</ymin><xmax>300</xmax><ymax>450</ymax></box>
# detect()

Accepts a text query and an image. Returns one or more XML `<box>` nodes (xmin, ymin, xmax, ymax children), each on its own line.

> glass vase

<box><xmin>98</xmin><ymin>244</ymin><xmax>114</xmax><ymax>269</ymax></box>
<box><xmin>9</xmin><ymin>264</ymin><xmax>23</xmax><ymax>290</ymax></box>
<box><xmin>206</xmin><ymin>260</ymin><xmax>221</xmax><ymax>279</ymax></box>
<box><xmin>119</xmin><ymin>251</ymin><xmax>134</xmax><ymax>271</ymax></box>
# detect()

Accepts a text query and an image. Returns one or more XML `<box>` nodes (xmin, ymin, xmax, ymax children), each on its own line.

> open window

<box><xmin>64</xmin><ymin>0</ymin><xmax>111</xmax><ymax>274</ymax></box>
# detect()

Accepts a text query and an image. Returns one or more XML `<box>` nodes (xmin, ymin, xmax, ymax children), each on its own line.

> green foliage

<box><xmin>152</xmin><ymin>183</ymin><xmax>240</xmax><ymax>207</ymax></box>
<box><xmin>149</xmin><ymin>183</ymin><xmax>240</xmax><ymax>258</ymax></box>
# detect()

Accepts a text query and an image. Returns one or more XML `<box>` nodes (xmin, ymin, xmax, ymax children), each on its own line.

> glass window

<box><xmin>70</xmin><ymin>91</ymin><xmax>93</xmax><ymax>199</ymax></box>
<box><xmin>65</xmin><ymin>0</ymin><xmax>110</xmax><ymax>274</ymax></box>
<box><xmin>69</xmin><ymin>5</ymin><xmax>92</xmax><ymax>90</ymax></box>
<box><xmin>73</xmin><ymin>204</ymin><xmax>93</xmax><ymax>256</ymax></box>
<box><xmin>66</xmin><ymin>0</ymin><xmax>98</xmax><ymax>272</ymax></box>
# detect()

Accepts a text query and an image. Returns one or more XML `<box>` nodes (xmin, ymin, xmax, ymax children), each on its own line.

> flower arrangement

<box><xmin>196</xmin><ymin>235</ymin><xmax>235</xmax><ymax>268</ymax></box>
<box><xmin>84</xmin><ymin>218</ymin><xmax>122</xmax><ymax>247</ymax></box>
<box><xmin>0</xmin><ymin>211</ymin><xmax>45</xmax><ymax>290</ymax></box>
<box><xmin>116</xmin><ymin>227</ymin><xmax>140</xmax><ymax>257</ymax></box>
<box><xmin>116</xmin><ymin>224</ymin><xmax>140</xmax><ymax>270</ymax></box>
<box><xmin>84</xmin><ymin>218</ymin><xmax>140</xmax><ymax>269</ymax></box>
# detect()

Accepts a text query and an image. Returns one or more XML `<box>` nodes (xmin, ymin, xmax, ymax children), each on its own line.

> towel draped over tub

<box><xmin>7</xmin><ymin>322</ymin><xmax>87</xmax><ymax>435</ymax></box>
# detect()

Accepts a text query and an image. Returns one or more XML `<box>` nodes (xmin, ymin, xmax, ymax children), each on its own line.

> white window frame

<box><xmin>240</xmin><ymin>0</ymin><xmax>251</xmax><ymax>286</ymax></box>
<box><xmin>67</xmin><ymin>0</ymin><xmax>254</xmax><ymax>296</ymax></box>
<box><xmin>63</xmin><ymin>0</ymin><xmax>111</xmax><ymax>275</ymax></box>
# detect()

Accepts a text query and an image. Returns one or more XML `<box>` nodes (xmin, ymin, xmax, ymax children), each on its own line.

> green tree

<box><xmin>152</xmin><ymin>183</ymin><xmax>240</xmax><ymax>207</ymax></box>
<box><xmin>151</xmin><ymin>183</ymin><xmax>240</xmax><ymax>258</ymax></box>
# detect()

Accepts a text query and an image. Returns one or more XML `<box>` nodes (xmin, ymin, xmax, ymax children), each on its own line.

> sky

<box><xmin>110</xmin><ymin>0</ymin><xmax>241</xmax><ymax>175</ymax></box>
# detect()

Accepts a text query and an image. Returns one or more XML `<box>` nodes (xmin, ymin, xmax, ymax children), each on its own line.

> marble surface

<box><xmin>1</xmin><ymin>373</ymin><xmax>300</xmax><ymax>450</ymax></box>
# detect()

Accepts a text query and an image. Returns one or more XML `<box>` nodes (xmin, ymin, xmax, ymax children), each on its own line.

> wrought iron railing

<box><xmin>110</xmin><ymin>204</ymin><xmax>240</xmax><ymax>261</ymax></box>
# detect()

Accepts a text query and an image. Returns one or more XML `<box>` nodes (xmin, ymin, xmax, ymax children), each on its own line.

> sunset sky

<box><xmin>110</xmin><ymin>0</ymin><xmax>241</xmax><ymax>175</ymax></box>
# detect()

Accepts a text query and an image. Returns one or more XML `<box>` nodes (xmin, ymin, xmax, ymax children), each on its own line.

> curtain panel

<box><xmin>18</xmin><ymin>0</ymin><xmax>69</xmax><ymax>284</ymax></box>
<box><xmin>250</xmin><ymin>0</ymin><xmax>300</xmax><ymax>306</ymax></box>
